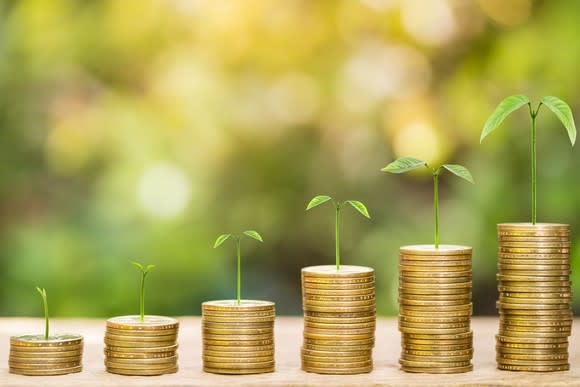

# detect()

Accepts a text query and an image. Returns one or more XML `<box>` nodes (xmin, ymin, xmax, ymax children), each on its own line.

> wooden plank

<box><xmin>0</xmin><ymin>317</ymin><xmax>578</xmax><ymax>386</ymax></box>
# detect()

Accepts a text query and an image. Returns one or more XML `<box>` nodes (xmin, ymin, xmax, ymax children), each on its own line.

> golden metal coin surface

<box><xmin>106</xmin><ymin>315</ymin><xmax>179</xmax><ymax>331</ymax></box>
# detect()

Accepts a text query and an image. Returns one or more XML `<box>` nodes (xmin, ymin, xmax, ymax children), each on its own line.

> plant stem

<box><xmin>236</xmin><ymin>237</ymin><xmax>241</xmax><ymax>305</ymax></box>
<box><xmin>335</xmin><ymin>203</ymin><xmax>341</xmax><ymax>271</ymax></box>
<box><xmin>42</xmin><ymin>292</ymin><xmax>49</xmax><ymax>340</ymax></box>
<box><xmin>531</xmin><ymin>113</ymin><xmax>537</xmax><ymax>225</ymax></box>
<box><xmin>434</xmin><ymin>172</ymin><xmax>439</xmax><ymax>248</ymax></box>
<box><xmin>140</xmin><ymin>272</ymin><xmax>145</xmax><ymax>322</ymax></box>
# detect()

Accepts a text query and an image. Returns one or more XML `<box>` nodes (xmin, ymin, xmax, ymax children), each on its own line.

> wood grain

<box><xmin>0</xmin><ymin>317</ymin><xmax>578</xmax><ymax>386</ymax></box>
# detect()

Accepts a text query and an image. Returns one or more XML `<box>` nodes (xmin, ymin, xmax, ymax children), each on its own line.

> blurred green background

<box><xmin>0</xmin><ymin>0</ymin><xmax>579</xmax><ymax>318</ymax></box>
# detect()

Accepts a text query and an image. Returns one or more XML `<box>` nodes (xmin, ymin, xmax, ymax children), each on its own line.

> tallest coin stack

<box><xmin>496</xmin><ymin>223</ymin><xmax>573</xmax><ymax>372</ymax></box>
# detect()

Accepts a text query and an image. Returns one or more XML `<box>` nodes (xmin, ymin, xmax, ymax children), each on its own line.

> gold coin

<box><xmin>304</xmin><ymin>310</ymin><xmax>375</xmax><ymax>317</ymax></box>
<box><xmin>203</xmin><ymin>355</ymin><xmax>273</xmax><ymax>363</ymax></box>
<box><xmin>203</xmin><ymin>366</ymin><xmax>274</xmax><ymax>374</ymax></box>
<box><xmin>497</xmin><ymin>274</ymin><xmax>570</xmax><ymax>282</ymax></box>
<box><xmin>500</xmin><ymin>291</ymin><xmax>572</xmax><ymax>299</ymax></box>
<box><xmin>496</xmin><ymin>346</ymin><xmax>568</xmax><ymax>355</ymax></box>
<box><xmin>105</xmin><ymin>349</ymin><xmax>176</xmax><ymax>359</ymax></box>
<box><xmin>203</xmin><ymin>333</ymin><xmax>273</xmax><ymax>341</ymax></box>
<box><xmin>399</xmin><ymin>326</ymin><xmax>470</xmax><ymax>335</ymax></box>
<box><xmin>9</xmin><ymin>355</ymin><xmax>81</xmax><ymax>365</ymax></box>
<box><xmin>304</xmin><ymin>321</ymin><xmax>376</xmax><ymax>330</ymax></box>
<box><xmin>499</xmin><ymin>258</ymin><xmax>570</xmax><ymax>266</ymax></box>
<box><xmin>399</xmin><ymin>254</ymin><xmax>472</xmax><ymax>261</ymax></box>
<box><xmin>497</xmin><ymin>301</ymin><xmax>570</xmax><ymax>309</ymax></box>
<box><xmin>202</xmin><ymin>316</ymin><xmax>275</xmax><ymax>324</ymax></box>
<box><xmin>496</xmin><ymin>357</ymin><xmax>569</xmax><ymax>366</ymax></box>
<box><xmin>498</xmin><ymin>285</ymin><xmax>571</xmax><ymax>292</ymax></box>
<box><xmin>302</xmin><ymin>289</ymin><xmax>375</xmax><ymax>298</ymax></box>
<box><xmin>203</xmin><ymin>338</ymin><xmax>274</xmax><ymax>347</ymax></box>
<box><xmin>402</xmin><ymin>343</ymin><xmax>472</xmax><ymax>351</ymax></box>
<box><xmin>399</xmin><ymin>287</ymin><xmax>471</xmax><ymax>296</ymax></box>
<box><xmin>105</xmin><ymin>355</ymin><xmax>177</xmax><ymax>365</ymax></box>
<box><xmin>498</xmin><ymin>263</ymin><xmax>570</xmax><ymax>271</ymax></box>
<box><xmin>500</xmin><ymin>241</ymin><xmax>571</xmax><ymax>248</ymax></box>
<box><xmin>400</xmin><ymin>298</ymin><xmax>471</xmax><ymax>307</ymax></box>
<box><xmin>401</xmin><ymin>338</ymin><xmax>472</xmax><ymax>346</ymax></box>
<box><xmin>499</xmin><ymin>319</ymin><xmax>572</xmax><ymax>328</ymax></box>
<box><xmin>499</xmin><ymin>246</ymin><xmax>570</xmax><ymax>254</ymax></box>
<box><xmin>399</xmin><ymin>315</ymin><xmax>471</xmax><ymax>324</ymax></box>
<box><xmin>304</xmin><ymin>315</ymin><xmax>376</xmax><ymax>324</ymax></box>
<box><xmin>301</xmin><ymin>343</ymin><xmax>374</xmax><ymax>352</ymax></box>
<box><xmin>497</xmin><ymin>352</ymin><xmax>568</xmax><ymax>361</ymax></box>
<box><xmin>304</xmin><ymin>327</ymin><xmax>375</xmax><ymax>337</ymax></box>
<box><xmin>499</xmin><ymin>323</ymin><xmax>571</xmax><ymax>333</ymax></box>
<box><xmin>203</xmin><ymin>349</ymin><xmax>274</xmax><ymax>358</ymax></box>
<box><xmin>202</xmin><ymin>310</ymin><xmax>276</xmax><ymax>318</ymax></box>
<box><xmin>403</xmin><ymin>331</ymin><xmax>472</xmax><ymax>340</ymax></box>
<box><xmin>8</xmin><ymin>360</ymin><xmax>81</xmax><ymax>369</ymax></box>
<box><xmin>401</xmin><ymin>364</ymin><xmax>473</xmax><ymax>374</ymax></box>
<box><xmin>400</xmin><ymin>276</ymin><xmax>471</xmax><ymax>284</ymax></box>
<box><xmin>301</xmin><ymin>348</ymin><xmax>370</xmax><ymax>357</ymax></box>
<box><xmin>9</xmin><ymin>365</ymin><xmax>82</xmax><ymax>376</ymax></box>
<box><xmin>401</xmin><ymin>353</ymin><xmax>472</xmax><ymax>362</ymax></box>
<box><xmin>497</xmin><ymin>363</ymin><xmax>569</xmax><ymax>372</ymax></box>
<box><xmin>402</xmin><ymin>348</ymin><xmax>473</xmax><ymax>357</ymax></box>
<box><xmin>301</xmin><ymin>364</ymin><xmax>372</xmax><ymax>374</ymax></box>
<box><xmin>399</xmin><ymin>320</ymin><xmax>470</xmax><ymax>330</ymax></box>
<box><xmin>497</xmin><ymin>222</ymin><xmax>569</xmax><ymax>230</ymax></box>
<box><xmin>201</xmin><ymin>322</ymin><xmax>274</xmax><ymax>330</ymax></box>
<box><xmin>202</xmin><ymin>300</ymin><xmax>275</xmax><ymax>312</ymax></box>
<box><xmin>202</xmin><ymin>327</ymin><xmax>273</xmax><ymax>335</ymax></box>
<box><xmin>496</xmin><ymin>341</ymin><xmax>569</xmax><ymax>350</ymax></box>
<box><xmin>105</xmin><ymin>344</ymin><xmax>178</xmax><ymax>353</ymax></box>
<box><xmin>105</xmin><ymin>332</ymin><xmax>178</xmax><ymax>342</ymax></box>
<box><xmin>302</xmin><ymin>265</ymin><xmax>374</xmax><ymax>278</ymax></box>
<box><xmin>496</xmin><ymin>334</ymin><xmax>568</xmax><ymax>344</ymax></box>
<box><xmin>303</xmin><ymin>331</ymin><xmax>374</xmax><ymax>340</ymax></box>
<box><xmin>301</xmin><ymin>354</ymin><xmax>370</xmax><ymax>363</ymax></box>
<box><xmin>400</xmin><ymin>280</ymin><xmax>472</xmax><ymax>289</ymax></box>
<box><xmin>498</xmin><ymin>307</ymin><xmax>572</xmax><ymax>316</ymax></box>
<box><xmin>303</xmin><ymin>338</ymin><xmax>374</xmax><ymax>346</ymax></box>
<box><xmin>106</xmin><ymin>365</ymin><xmax>178</xmax><ymax>376</ymax></box>
<box><xmin>399</xmin><ymin>359</ymin><xmax>471</xmax><ymax>368</ymax></box>
<box><xmin>303</xmin><ymin>305</ymin><xmax>376</xmax><ymax>313</ymax></box>
<box><xmin>302</xmin><ymin>278</ymin><xmax>374</xmax><ymax>286</ymax></box>
<box><xmin>203</xmin><ymin>360</ymin><xmax>275</xmax><ymax>369</ymax></box>
<box><xmin>401</xmin><ymin>270</ymin><xmax>472</xmax><ymax>279</ymax></box>
<box><xmin>202</xmin><ymin>344</ymin><xmax>274</xmax><ymax>352</ymax></box>
<box><xmin>302</xmin><ymin>293</ymin><xmax>375</xmax><ymax>302</ymax></box>
<box><xmin>104</xmin><ymin>338</ymin><xmax>177</xmax><ymax>348</ymax></box>
<box><xmin>498</xmin><ymin>330</ymin><xmax>570</xmax><ymax>339</ymax></box>
<box><xmin>105</xmin><ymin>359</ymin><xmax>177</xmax><ymax>370</ymax></box>
<box><xmin>498</xmin><ymin>235</ymin><xmax>570</xmax><ymax>241</ymax></box>
<box><xmin>10</xmin><ymin>334</ymin><xmax>83</xmax><ymax>347</ymax></box>
<box><xmin>399</xmin><ymin>308</ymin><xmax>472</xmax><ymax>318</ymax></box>
<box><xmin>399</xmin><ymin>293</ymin><xmax>471</xmax><ymax>302</ymax></box>
<box><xmin>106</xmin><ymin>316</ymin><xmax>179</xmax><ymax>331</ymax></box>
<box><xmin>303</xmin><ymin>299</ymin><xmax>376</xmax><ymax>307</ymax></box>
<box><xmin>400</xmin><ymin>245</ymin><xmax>472</xmax><ymax>256</ymax></box>
<box><xmin>302</xmin><ymin>359</ymin><xmax>372</xmax><ymax>368</ymax></box>
<box><xmin>105</xmin><ymin>327</ymin><xmax>178</xmax><ymax>337</ymax></box>
<box><xmin>400</xmin><ymin>264</ymin><xmax>471</xmax><ymax>272</ymax></box>
<box><xmin>9</xmin><ymin>348</ymin><xmax>83</xmax><ymax>357</ymax></box>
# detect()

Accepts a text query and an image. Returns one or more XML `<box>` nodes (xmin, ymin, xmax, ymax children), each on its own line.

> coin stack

<box><xmin>104</xmin><ymin>315</ymin><xmax>179</xmax><ymax>376</ymax></box>
<box><xmin>202</xmin><ymin>300</ymin><xmax>276</xmax><ymax>374</ymax></box>
<box><xmin>301</xmin><ymin>265</ymin><xmax>375</xmax><ymax>375</ymax></box>
<box><xmin>496</xmin><ymin>223</ymin><xmax>572</xmax><ymax>372</ymax></box>
<box><xmin>9</xmin><ymin>334</ymin><xmax>83</xmax><ymax>376</ymax></box>
<box><xmin>399</xmin><ymin>245</ymin><xmax>473</xmax><ymax>374</ymax></box>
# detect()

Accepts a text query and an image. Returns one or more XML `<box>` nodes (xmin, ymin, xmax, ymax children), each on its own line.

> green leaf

<box><xmin>441</xmin><ymin>164</ymin><xmax>475</xmax><ymax>184</ymax></box>
<box><xmin>306</xmin><ymin>195</ymin><xmax>332</xmax><ymax>210</ymax></box>
<box><xmin>541</xmin><ymin>96</ymin><xmax>577</xmax><ymax>145</ymax></box>
<box><xmin>243</xmin><ymin>230</ymin><xmax>263</xmax><ymax>242</ymax></box>
<box><xmin>131</xmin><ymin>261</ymin><xmax>144</xmax><ymax>272</ymax></box>
<box><xmin>145</xmin><ymin>264</ymin><xmax>156</xmax><ymax>273</ymax></box>
<box><xmin>480</xmin><ymin>94</ymin><xmax>530</xmax><ymax>143</ymax></box>
<box><xmin>381</xmin><ymin>157</ymin><xmax>427</xmax><ymax>174</ymax></box>
<box><xmin>213</xmin><ymin>234</ymin><xmax>231</xmax><ymax>248</ymax></box>
<box><xmin>36</xmin><ymin>286</ymin><xmax>46</xmax><ymax>298</ymax></box>
<box><xmin>345</xmin><ymin>200</ymin><xmax>371</xmax><ymax>219</ymax></box>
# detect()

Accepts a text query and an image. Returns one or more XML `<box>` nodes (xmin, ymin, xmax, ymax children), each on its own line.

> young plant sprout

<box><xmin>131</xmin><ymin>261</ymin><xmax>156</xmax><ymax>323</ymax></box>
<box><xmin>306</xmin><ymin>196</ymin><xmax>370</xmax><ymax>271</ymax></box>
<box><xmin>481</xmin><ymin>95</ymin><xmax>576</xmax><ymax>224</ymax></box>
<box><xmin>382</xmin><ymin>158</ymin><xmax>474</xmax><ymax>248</ymax></box>
<box><xmin>36</xmin><ymin>286</ymin><xmax>49</xmax><ymax>340</ymax></box>
<box><xmin>214</xmin><ymin>231</ymin><xmax>264</xmax><ymax>305</ymax></box>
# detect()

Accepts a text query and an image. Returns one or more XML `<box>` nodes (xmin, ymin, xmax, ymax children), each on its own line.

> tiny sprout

<box><xmin>214</xmin><ymin>230</ymin><xmax>264</xmax><ymax>305</ymax></box>
<box><xmin>306</xmin><ymin>195</ymin><xmax>370</xmax><ymax>271</ymax></box>
<box><xmin>131</xmin><ymin>261</ymin><xmax>156</xmax><ymax>323</ymax></box>
<box><xmin>480</xmin><ymin>95</ymin><xmax>576</xmax><ymax>224</ymax></box>
<box><xmin>36</xmin><ymin>286</ymin><xmax>49</xmax><ymax>340</ymax></box>
<box><xmin>382</xmin><ymin>157</ymin><xmax>474</xmax><ymax>248</ymax></box>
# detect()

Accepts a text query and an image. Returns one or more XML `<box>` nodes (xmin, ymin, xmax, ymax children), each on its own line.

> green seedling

<box><xmin>306</xmin><ymin>196</ymin><xmax>370</xmax><ymax>271</ymax></box>
<box><xmin>36</xmin><ymin>286</ymin><xmax>49</xmax><ymax>340</ymax></box>
<box><xmin>214</xmin><ymin>231</ymin><xmax>264</xmax><ymax>305</ymax></box>
<box><xmin>481</xmin><ymin>95</ymin><xmax>576</xmax><ymax>224</ymax></box>
<box><xmin>131</xmin><ymin>261</ymin><xmax>156</xmax><ymax>322</ymax></box>
<box><xmin>382</xmin><ymin>157</ymin><xmax>474</xmax><ymax>248</ymax></box>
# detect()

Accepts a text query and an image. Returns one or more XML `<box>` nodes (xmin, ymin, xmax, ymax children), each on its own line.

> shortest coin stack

<box><xmin>301</xmin><ymin>265</ymin><xmax>376</xmax><ymax>375</ymax></box>
<box><xmin>496</xmin><ymin>223</ymin><xmax>572</xmax><ymax>372</ymax></box>
<box><xmin>9</xmin><ymin>334</ymin><xmax>83</xmax><ymax>376</ymax></box>
<box><xmin>399</xmin><ymin>245</ymin><xmax>474</xmax><ymax>374</ymax></box>
<box><xmin>104</xmin><ymin>315</ymin><xmax>179</xmax><ymax>376</ymax></box>
<box><xmin>202</xmin><ymin>300</ymin><xmax>276</xmax><ymax>375</ymax></box>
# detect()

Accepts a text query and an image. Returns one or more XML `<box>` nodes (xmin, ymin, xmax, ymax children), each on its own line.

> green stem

<box><xmin>140</xmin><ymin>272</ymin><xmax>145</xmax><ymax>322</ymax></box>
<box><xmin>236</xmin><ymin>238</ymin><xmax>241</xmax><ymax>305</ymax></box>
<box><xmin>335</xmin><ymin>203</ymin><xmax>341</xmax><ymax>271</ymax></box>
<box><xmin>531</xmin><ymin>113</ymin><xmax>537</xmax><ymax>225</ymax></box>
<box><xmin>42</xmin><ymin>293</ymin><xmax>49</xmax><ymax>340</ymax></box>
<box><xmin>434</xmin><ymin>172</ymin><xmax>439</xmax><ymax>248</ymax></box>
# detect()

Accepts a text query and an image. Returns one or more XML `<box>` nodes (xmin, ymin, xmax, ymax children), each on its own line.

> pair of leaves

<box><xmin>214</xmin><ymin>230</ymin><xmax>264</xmax><ymax>248</ymax></box>
<box><xmin>481</xmin><ymin>94</ymin><xmax>576</xmax><ymax>145</ymax></box>
<box><xmin>36</xmin><ymin>286</ymin><xmax>47</xmax><ymax>300</ymax></box>
<box><xmin>306</xmin><ymin>195</ymin><xmax>371</xmax><ymax>219</ymax></box>
<box><xmin>132</xmin><ymin>261</ymin><xmax>156</xmax><ymax>275</ymax></box>
<box><xmin>381</xmin><ymin>157</ymin><xmax>475</xmax><ymax>184</ymax></box>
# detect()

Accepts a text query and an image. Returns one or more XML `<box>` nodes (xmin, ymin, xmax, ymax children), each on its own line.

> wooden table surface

<box><xmin>0</xmin><ymin>317</ymin><xmax>578</xmax><ymax>386</ymax></box>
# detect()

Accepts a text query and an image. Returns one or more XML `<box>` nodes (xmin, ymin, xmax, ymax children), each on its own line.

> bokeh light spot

<box><xmin>137</xmin><ymin>162</ymin><xmax>191</xmax><ymax>219</ymax></box>
<box><xmin>401</xmin><ymin>0</ymin><xmax>456</xmax><ymax>46</ymax></box>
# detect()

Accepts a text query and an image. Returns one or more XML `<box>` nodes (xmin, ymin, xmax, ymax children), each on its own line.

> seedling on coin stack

<box><xmin>300</xmin><ymin>195</ymin><xmax>376</xmax><ymax>375</ymax></box>
<box><xmin>382</xmin><ymin>157</ymin><xmax>475</xmax><ymax>374</ymax></box>
<box><xmin>481</xmin><ymin>94</ymin><xmax>576</xmax><ymax>372</ymax></box>
<box><xmin>201</xmin><ymin>230</ymin><xmax>276</xmax><ymax>375</ymax></box>
<box><xmin>104</xmin><ymin>261</ymin><xmax>179</xmax><ymax>376</ymax></box>
<box><xmin>9</xmin><ymin>287</ymin><xmax>84</xmax><ymax>376</ymax></box>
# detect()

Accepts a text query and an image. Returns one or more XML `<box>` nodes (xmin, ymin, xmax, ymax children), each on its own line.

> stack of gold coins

<box><xmin>202</xmin><ymin>300</ymin><xmax>276</xmax><ymax>374</ymax></box>
<box><xmin>496</xmin><ymin>223</ymin><xmax>572</xmax><ymax>372</ymax></box>
<box><xmin>104</xmin><ymin>316</ymin><xmax>179</xmax><ymax>376</ymax></box>
<box><xmin>399</xmin><ymin>245</ymin><xmax>473</xmax><ymax>374</ymax></box>
<box><xmin>9</xmin><ymin>334</ymin><xmax>83</xmax><ymax>376</ymax></box>
<box><xmin>301</xmin><ymin>265</ymin><xmax>375</xmax><ymax>375</ymax></box>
